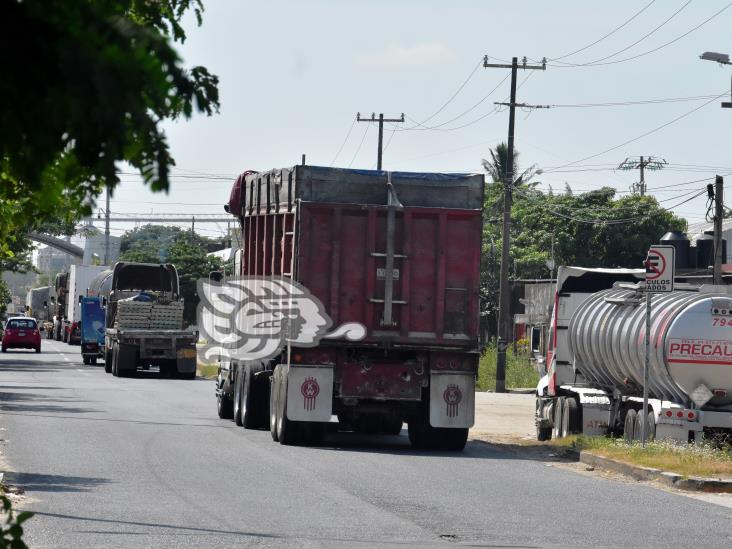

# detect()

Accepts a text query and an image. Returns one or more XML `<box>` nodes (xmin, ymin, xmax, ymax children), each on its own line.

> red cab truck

<box><xmin>216</xmin><ymin>165</ymin><xmax>483</xmax><ymax>450</ymax></box>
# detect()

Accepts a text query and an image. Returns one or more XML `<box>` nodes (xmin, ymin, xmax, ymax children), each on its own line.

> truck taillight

<box><xmin>665</xmin><ymin>410</ymin><xmax>673</xmax><ymax>417</ymax></box>
<box><xmin>713</xmin><ymin>389</ymin><xmax>727</xmax><ymax>398</ymax></box>
<box><xmin>687</xmin><ymin>411</ymin><xmax>696</xmax><ymax>420</ymax></box>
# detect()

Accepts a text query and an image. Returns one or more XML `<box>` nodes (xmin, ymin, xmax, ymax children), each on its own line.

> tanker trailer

<box><xmin>535</xmin><ymin>266</ymin><xmax>732</xmax><ymax>443</ymax></box>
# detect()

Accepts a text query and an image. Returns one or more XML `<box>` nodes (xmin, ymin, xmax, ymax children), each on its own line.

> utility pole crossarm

<box><xmin>356</xmin><ymin>112</ymin><xmax>405</xmax><ymax>170</ymax></box>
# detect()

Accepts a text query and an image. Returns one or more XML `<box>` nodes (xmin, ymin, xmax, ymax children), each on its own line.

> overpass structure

<box><xmin>27</xmin><ymin>232</ymin><xmax>84</xmax><ymax>260</ymax></box>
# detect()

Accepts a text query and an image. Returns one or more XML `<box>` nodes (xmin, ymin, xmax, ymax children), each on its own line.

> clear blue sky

<box><xmin>107</xmin><ymin>0</ymin><xmax>732</xmax><ymax>239</ymax></box>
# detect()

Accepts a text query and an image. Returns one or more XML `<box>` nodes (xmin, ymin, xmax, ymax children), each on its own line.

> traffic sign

<box><xmin>644</xmin><ymin>245</ymin><xmax>675</xmax><ymax>293</ymax></box>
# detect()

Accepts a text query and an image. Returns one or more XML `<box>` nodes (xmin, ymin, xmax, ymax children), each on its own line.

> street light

<box><xmin>700</xmin><ymin>51</ymin><xmax>732</xmax><ymax>108</ymax></box>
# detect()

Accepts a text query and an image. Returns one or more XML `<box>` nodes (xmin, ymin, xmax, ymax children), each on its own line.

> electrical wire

<box><xmin>554</xmin><ymin>0</ymin><xmax>693</xmax><ymax>66</ymax></box>
<box><xmin>547</xmin><ymin>94</ymin><xmax>720</xmax><ymax>108</ymax></box>
<box><xmin>348</xmin><ymin>124</ymin><xmax>370</xmax><ymax>168</ymax></box>
<box><xmin>404</xmin><ymin>58</ymin><xmax>483</xmax><ymax>129</ymax></box>
<box><xmin>543</xmin><ymin>93</ymin><xmax>725</xmax><ymax>173</ymax></box>
<box><xmin>330</xmin><ymin>116</ymin><xmax>357</xmax><ymax>166</ymax></box>
<box><xmin>541</xmin><ymin>1</ymin><xmax>732</xmax><ymax>68</ymax></box>
<box><xmin>550</xmin><ymin>0</ymin><xmax>657</xmax><ymax>61</ymax></box>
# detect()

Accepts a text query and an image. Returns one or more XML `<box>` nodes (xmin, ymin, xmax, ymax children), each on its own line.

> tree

<box><xmin>479</xmin><ymin>144</ymin><xmax>687</xmax><ymax>338</ymax></box>
<box><xmin>0</xmin><ymin>1</ymin><xmax>220</xmax><ymax>255</ymax></box>
<box><xmin>118</xmin><ymin>225</ymin><xmax>223</xmax><ymax>324</ymax></box>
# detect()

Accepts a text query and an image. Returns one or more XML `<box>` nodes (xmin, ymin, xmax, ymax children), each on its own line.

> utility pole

<box><xmin>714</xmin><ymin>175</ymin><xmax>725</xmax><ymax>284</ymax></box>
<box><xmin>484</xmin><ymin>55</ymin><xmax>546</xmax><ymax>393</ymax></box>
<box><xmin>356</xmin><ymin>112</ymin><xmax>405</xmax><ymax>170</ymax></box>
<box><xmin>104</xmin><ymin>186</ymin><xmax>110</xmax><ymax>265</ymax></box>
<box><xmin>617</xmin><ymin>156</ymin><xmax>667</xmax><ymax>196</ymax></box>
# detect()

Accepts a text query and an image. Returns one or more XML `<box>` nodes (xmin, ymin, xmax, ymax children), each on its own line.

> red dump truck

<box><xmin>215</xmin><ymin>165</ymin><xmax>483</xmax><ymax>450</ymax></box>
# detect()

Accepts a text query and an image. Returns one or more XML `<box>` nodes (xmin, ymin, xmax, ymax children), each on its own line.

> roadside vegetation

<box><xmin>553</xmin><ymin>435</ymin><xmax>732</xmax><ymax>479</ymax></box>
<box><xmin>197</xmin><ymin>362</ymin><xmax>219</xmax><ymax>379</ymax></box>
<box><xmin>0</xmin><ymin>491</ymin><xmax>32</xmax><ymax>548</ymax></box>
<box><xmin>477</xmin><ymin>343</ymin><xmax>540</xmax><ymax>390</ymax></box>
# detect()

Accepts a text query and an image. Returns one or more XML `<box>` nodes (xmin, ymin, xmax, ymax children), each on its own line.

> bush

<box><xmin>477</xmin><ymin>343</ymin><xmax>540</xmax><ymax>390</ymax></box>
<box><xmin>0</xmin><ymin>493</ymin><xmax>32</xmax><ymax>548</ymax></box>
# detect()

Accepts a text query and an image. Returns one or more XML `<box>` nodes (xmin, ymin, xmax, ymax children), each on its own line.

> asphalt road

<box><xmin>1</xmin><ymin>340</ymin><xmax>732</xmax><ymax>548</ymax></box>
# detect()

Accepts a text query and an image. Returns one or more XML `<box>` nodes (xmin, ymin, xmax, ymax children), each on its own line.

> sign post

<box><xmin>642</xmin><ymin>245</ymin><xmax>675</xmax><ymax>445</ymax></box>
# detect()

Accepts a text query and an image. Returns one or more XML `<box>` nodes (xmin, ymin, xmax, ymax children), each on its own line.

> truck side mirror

<box><xmin>102</xmin><ymin>297</ymin><xmax>107</xmax><ymax>307</ymax></box>
<box><xmin>78</xmin><ymin>296</ymin><xmax>83</xmax><ymax>303</ymax></box>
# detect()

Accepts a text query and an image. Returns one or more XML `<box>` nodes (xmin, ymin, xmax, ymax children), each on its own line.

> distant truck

<box><xmin>79</xmin><ymin>296</ymin><xmax>105</xmax><ymax>365</ymax></box>
<box><xmin>53</xmin><ymin>272</ymin><xmax>69</xmax><ymax>341</ymax></box>
<box><xmin>101</xmin><ymin>262</ymin><xmax>197</xmax><ymax>379</ymax></box>
<box><xmin>215</xmin><ymin>165</ymin><xmax>483</xmax><ymax>450</ymax></box>
<box><xmin>25</xmin><ymin>285</ymin><xmax>54</xmax><ymax>321</ymax></box>
<box><xmin>65</xmin><ymin>265</ymin><xmax>107</xmax><ymax>345</ymax></box>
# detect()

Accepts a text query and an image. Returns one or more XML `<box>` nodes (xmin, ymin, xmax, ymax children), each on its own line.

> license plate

<box><xmin>18</xmin><ymin>332</ymin><xmax>26</xmax><ymax>336</ymax></box>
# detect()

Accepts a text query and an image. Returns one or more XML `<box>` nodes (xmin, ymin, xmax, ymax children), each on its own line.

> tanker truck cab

<box><xmin>536</xmin><ymin>267</ymin><xmax>732</xmax><ymax>443</ymax></box>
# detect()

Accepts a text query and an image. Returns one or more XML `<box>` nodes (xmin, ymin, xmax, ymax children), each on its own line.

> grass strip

<box><xmin>552</xmin><ymin>435</ymin><xmax>732</xmax><ymax>479</ymax></box>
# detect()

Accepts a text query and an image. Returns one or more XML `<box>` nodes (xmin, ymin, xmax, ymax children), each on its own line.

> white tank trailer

<box><xmin>535</xmin><ymin>267</ymin><xmax>732</xmax><ymax>443</ymax></box>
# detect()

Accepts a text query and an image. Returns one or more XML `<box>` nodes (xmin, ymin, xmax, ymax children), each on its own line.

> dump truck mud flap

<box><xmin>429</xmin><ymin>371</ymin><xmax>475</xmax><ymax>428</ymax></box>
<box><xmin>286</xmin><ymin>365</ymin><xmax>334</xmax><ymax>422</ymax></box>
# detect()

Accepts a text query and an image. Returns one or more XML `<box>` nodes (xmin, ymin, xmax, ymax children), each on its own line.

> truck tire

<box><xmin>270</xmin><ymin>371</ymin><xmax>279</xmax><ymax>441</ymax></box>
<box><xmin>240</xmin><ymin>365</ymin><xmax>258</xmax><ymax>429</ymax></box>
<box><xmin>90</xmin><ymin>356</ymin><xmax>97</xmax><ymax>366</ymax></box>
<box><xmin>111</xmin><ymin>342</ymin><xmax>119</xmax><ymax>377</ymax></box>
<box><xmin>83</xmin><ymin>356</ymin><xmax>89</xmax><ymax>365</ymax></box>
<box><xmin>561</xmin><ymin>397</ymin><xmax>580</xmax><ymax>437</ymax></box>
<box><xmin>442</xmin><ymin>428</ymin><xmax>469</xmax><ymax>451</ymax></box>
<box><xmin>104</xmin><ymin>348</ymin><xmax>112</xmax><ymax>373</ymax></box>
<box><xmin>217</xmin><ymin>392</ymin><xmax>234</xmax><ymax>420</ymax></box>
<box><xmin>646</xmin><ymin>411</ymin><xmax>656</xmax><ymax>442</ymax></box>
<box><xmin>624</xmin><ymin>409</ymin><xmax>637</xmax><ymax>443</ymax></box>
<box><xmin>383</xmin><ymin>416</ymin><xmax>403</xmax><ymax>436</ymax></box>
<box><xmin>116</xmin><ymin>343</ymin><xmax>136</xmax><ymax>378</ymax></box>
<box><xmin>552</xmin><ymin>397</ymin><xmax>565</xmax><ymax>440</ymax></box>
<box><xmin>233</xmin><ymin>365</ymin><xmax>244</xmax><ymax>427</ymax></box>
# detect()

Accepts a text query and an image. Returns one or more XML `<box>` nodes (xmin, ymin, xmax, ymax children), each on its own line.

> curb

<box><xmin>579</xmin><ymin>451</ymin><xmax>732</xmax><ymax>493</ymax></box>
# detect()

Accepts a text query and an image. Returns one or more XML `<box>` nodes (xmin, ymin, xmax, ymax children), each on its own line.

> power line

<box><xmin>348</xmin><ymin>123</ymin><xmax>370</xmax><ymax>168</ymax></box>
<box><xmin>550</xmin><ymin>0</ymin><xmax>657</xmax><ymax>61</ymax></box>
<box><xmin>556</xmin><ymin>0</ymin><xmax>693</xmax><ymax>66</ymax></box>
<box><xmin>404</xmin><ymin>58</ymin><xmax>483</xmax><ymax>129</ymax></box>
<box><xmin>330</xmin><ymin>116</ymin><xmax>357</xmax><ymax>166</ymax></box>
<box><xmin>547</xmin><ymin>94</ymin><xmax>720</xmax><ymax>108</ymax></box>
<box><xmin>539</xmin><ymin>1</ymin><xmax>732</xmax><ymax>68</ymax></box>
<box><xmin>543</xmin><ymin>93</ymin><xmax>725</xmax><ymax>173</ymax></box>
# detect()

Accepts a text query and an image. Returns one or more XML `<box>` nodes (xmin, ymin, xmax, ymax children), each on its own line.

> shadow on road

<box><xmin>6</xmin><ymin>471</ymin><xmax>111</xmax><ymax>493</ymax></box>
<box><xmin>0</xmin><ymin>391</ymin><xmax>100</xmax><ymax>415</ymax></box>
<box><xmin>0</xmin><ymin>358</ymin><xmax>66</xmax><ymax>373</ymax></box>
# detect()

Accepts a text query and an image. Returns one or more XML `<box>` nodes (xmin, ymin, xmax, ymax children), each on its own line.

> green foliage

<box><xmin>0</xmin><ymin>494</ymin><xmax>33</xmax><ymax>548</ymax></box>
<box><xmin>480</xmin><ymin>144</ymin><xmax>687</xmax><ymax>335</ymax></box>
<box><xmin>0</xmin><ymin>0</ymin><xmax>219</xmax><ymax>254</ymax></box>
<box><xmin>0</xmin><ymin>282</ymin><xmax>11</xmax><ymax>317</ymax></box>
<box><xmin>119</xmin><ymin>225</ymin><xmax>222</xmax><ymax>323</ymax></box>
<box><xmin>478</xmin><ymin>343</ymin><xmax>539</xmax><ymax>390</ymax></box>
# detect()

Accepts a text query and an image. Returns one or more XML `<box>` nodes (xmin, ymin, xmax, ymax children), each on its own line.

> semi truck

<box><xmin>535</xmin><ymin>266</ymin><xmax>732</xmax><ymax>443</ymax></box>
<box><xmin>65</xmin><ymin>265</ymin><xmax>107</xmax><ymax>345</ymax></box>
<box><xmin>215</xmin><ymin>165</ymin><xmax>483</xmax><ymax>450</ymax></box>
<box><xmin>53</xmin><ymin>272</ymin><xmax>69</xmax><ymax>340</ymax></box>
<box><xmin>100</xmin><ymin>262</ymin><xmax>197</xmax><ymax>379</ymax></box>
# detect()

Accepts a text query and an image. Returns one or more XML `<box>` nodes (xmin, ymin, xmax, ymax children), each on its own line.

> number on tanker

<box><xmin>712</xmin><ymin>318</ymin><xmax>728</xmax><ymax>326</ymax></box>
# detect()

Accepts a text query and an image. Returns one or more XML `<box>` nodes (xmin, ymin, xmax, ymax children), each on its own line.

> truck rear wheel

<box><xmin>104</xmin><ymin>348</ymin><xmax>112</xmax><ymax>373</ymax></box>
<box><xmin>624</xmin><ymin>409</ymin><xmax>637</xmax><ymax>443</ymax></box>
<box><xmin>561</xmin><ymin>397</ymin><xmax>580</xmax><ymax>437</ymax></box>
<box><xmin>217</xmin><ymin>393</ymin><xmax>234</xmax><ymax>419</ymax></box>
<box><xmin>275</xmin><ymin>365</ymin><xmax>301</xmax><ymax>445</ymax></box>
<box><xmin>116</xmin><ymin>344</ymin><xmax>137</xmax><ymax>378</ymax></box>
<box><xmin>552</xmin><ymin>397</ymin><xmax>565</xmax><ymax>439</ymax></box>
<box><xmin>111</xmin><ymin>343</ymin><xmax>119</xmax><ymax>377</ymax></box>
<box><xmin>90</xmin><ymin>356</ymin><xmax>97</xmax><ymax>366</ymax></box>
<box><xmin>269</xmin><ymin>372</ymin><xmax>279</xmax><ymax>441</ymax></box>
<box><xmin>233</xmin><ymin>366</ymin><xmax>244</xmax><ymax>427</ymax></box>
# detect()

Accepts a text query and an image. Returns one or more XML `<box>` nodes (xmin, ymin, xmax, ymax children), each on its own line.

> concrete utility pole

<box><xmin>617</xmin><ymin>156</ymin><xmax>667</xmax><ymax>196</ymax></box>
<box><xmin>484</xmin><ymin>55</ymin><xmax>545</xmax><ymax>393</ymax></box>
<box><xmin>714</xmin><ymin>175</ymin><xmax>725</xmax><ymax>284</ymax></box>
<box><xmin>356</xmin><ymin>112</ymin><xmax>405</xmax><ymax>170</ymax></box>
<box><xmin>104</xmin><ymin>186</ymin><xmax>111</xmax><ymax>265</ymax></box>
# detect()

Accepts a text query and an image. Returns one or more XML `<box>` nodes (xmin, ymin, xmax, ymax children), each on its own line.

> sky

<box><xmin>103</xmin><ymin>0</ymin><xmax>732</xmax><ymax>240</ymax></box>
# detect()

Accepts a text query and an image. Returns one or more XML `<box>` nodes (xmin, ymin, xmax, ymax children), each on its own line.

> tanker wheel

<box><xmin>233</xmin><ymin>366</ymin><xmax>244</xmax><ymax>427</ymax></box>
<box><xmin>646</xmin><ymin>411</ymin><xmax>656</xmax><ymax>442</ymax></box>
<box><xmin>624</xmin><ymin>409</ymin><xmax>637</xmax><ymax>443</ymax></box>
<box><xmin>383</xmin><ymin>416</ymin><xmax>403</xmax><ymax>436</ymax></box>
<box><xmin>561</xmin><ymin>397</ymin><xmax>580</xmax><ymax>437</ymax></box>
<box><xmin>90</xmin><ymin>356</ymin><xmax>97</xmax><ymax>366</ymax></box>
<box><xmin>536</xmin><ymin>398</ymin><xmax>551</xmax><ymax>441</ymax></box>
<box><xmin>269</xmin><ymin>370</ymin><xmax>279</xmax><ymax>441</ymax></box>
<box><xmin>239</xmin><ymin>365</ymin><xmax>259</xmax><ymax>430</ymax></box>
<box><xmin>552</xmin><ymin>397</ymin><xmax>565</xmax><ymax>439</ymax></box>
